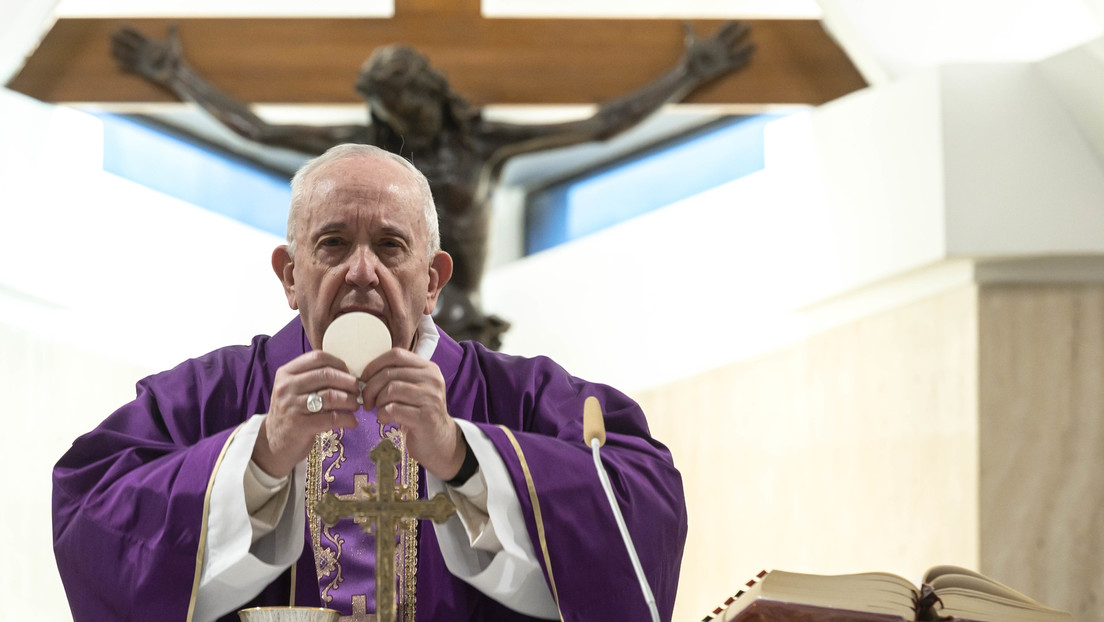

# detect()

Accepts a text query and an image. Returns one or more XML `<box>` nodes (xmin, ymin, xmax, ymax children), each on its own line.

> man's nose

<box><xmin>345</xmin><ymin>245</ymin><xmax>380</xmax><ymax>288</ymax></box>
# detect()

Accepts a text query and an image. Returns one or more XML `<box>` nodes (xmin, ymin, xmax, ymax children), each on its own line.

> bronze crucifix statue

<box><xmin>315</xmin><ymin>439</ymin><xmax>456</xmax><ymax>622</ymax></box>
<box><xmin>110</xmin><ymin>21</ymin><xmax>754</xmax><ymax>348</ymax></box>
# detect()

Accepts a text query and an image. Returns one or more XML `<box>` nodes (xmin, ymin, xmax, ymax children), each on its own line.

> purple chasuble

<box><xmin>53</xmin><ymin>316</ymin><xmax>687</xmax><ymax>622</ymax></box>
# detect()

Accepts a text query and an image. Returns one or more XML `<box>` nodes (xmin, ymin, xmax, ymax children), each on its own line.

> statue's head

<box><xmin>356</xmin><ymin>45</ymin><xmax>448</xmax><ymax>137</ymax></box>
<box><xmin>356</xmin><ymin>45</ymin><xmax>478</xmax><ymax>140</ymax></box>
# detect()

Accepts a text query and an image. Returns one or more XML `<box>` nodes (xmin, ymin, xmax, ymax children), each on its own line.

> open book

<box><xmin>702</xmin><ymin>565</ymin><xmax>1072</xmax><ymax>622</ymax></box>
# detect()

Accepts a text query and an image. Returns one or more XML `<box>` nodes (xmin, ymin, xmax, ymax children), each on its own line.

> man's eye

<box><xmin>320</xmin><ymin>237</ymin><xmax>345</xmax><ymax>247</ymax></box>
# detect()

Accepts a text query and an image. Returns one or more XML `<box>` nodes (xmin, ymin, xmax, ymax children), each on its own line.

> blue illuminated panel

<box><xmin>96</xmin><ymin>113</ymin><xmax>292</xmax><ymax>238</ymax></box>
<box><xmin>525</xmin><ymin>114</ymin><xmax>781</xmax><ymax>255</ymax></box>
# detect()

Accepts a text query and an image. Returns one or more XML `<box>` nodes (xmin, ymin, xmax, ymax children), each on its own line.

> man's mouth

<box><xmin>336</xmin><ymin>306</ymin><xmax>386</xmax><ymax>326</ymax></box>
<box><xmin>339</xmin><ymin>306</ymin><xmax>380</xmax><ymax>316</ymax></box>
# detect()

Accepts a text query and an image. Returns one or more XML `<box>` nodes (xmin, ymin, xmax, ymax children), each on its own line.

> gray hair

<box><xmin>286</xmin><ymin>144</ymin><xmax>440</xmax><ymax>257</ymax></box>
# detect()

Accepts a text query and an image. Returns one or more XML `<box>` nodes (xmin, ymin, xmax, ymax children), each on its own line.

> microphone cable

<box><xmin>584</xmin><ymin>396</ymin><xmax>661</xmax><ymax>622</ymax></box>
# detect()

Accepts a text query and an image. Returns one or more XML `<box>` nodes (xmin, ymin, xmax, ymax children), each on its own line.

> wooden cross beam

<box><xmin>8</xmin><ymin>0</ymin><xmax>865</xmax><ymax>108</ymax></box>
<box><xmin>315</xmin><ymin>439</ymin><xmax>456</xmax><ymax>622</ymax></box>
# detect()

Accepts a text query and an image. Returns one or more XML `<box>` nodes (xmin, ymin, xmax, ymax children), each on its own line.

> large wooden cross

<box><xmin>315</xmin><ymin>439</ymin><xmax>456</xmax><ymax>622</ymax></box>
<box><xmin>9</xmin><ymin>0</ymin><xmax>864</xmax><ymax>108</ymax></box>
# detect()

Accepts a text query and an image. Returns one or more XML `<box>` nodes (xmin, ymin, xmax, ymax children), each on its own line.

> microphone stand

<box><xmin>584</xmin><ymin>397</ymin><xmax>661</xmax><ymax>622</ymax></box>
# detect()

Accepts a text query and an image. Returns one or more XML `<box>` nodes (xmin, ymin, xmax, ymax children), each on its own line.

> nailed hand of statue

<box><xmin>683</xmin><ymin>21</ymin><xmax>755</xmax><ymax>83</ymax></box>
<box><xmin>111</xmin><ymin>25</ymin><xmax>184</xmax><ymax>86</ymax></box>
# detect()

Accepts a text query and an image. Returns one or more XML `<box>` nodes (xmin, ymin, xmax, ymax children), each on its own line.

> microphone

<box><xmin>583</xmin><ymin>396</ymin><xmax>661</xmax><ymax>622</ymax></box>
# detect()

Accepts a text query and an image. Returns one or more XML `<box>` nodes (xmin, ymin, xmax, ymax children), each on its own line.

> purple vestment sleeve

<box><xmin>425</xmin><ymin>333</ymin><xmax>688</xmax><ymax>622</ymax></box>
<box><xmin>52</xmin><ymin>318</ymin><xmax>308</xmax><ymax>621</ymax></box>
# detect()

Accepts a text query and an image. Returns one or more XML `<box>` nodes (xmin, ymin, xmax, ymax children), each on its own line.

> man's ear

<box><xmin>423</xmin><ymin>250</ymin><xmax>454</xmax><ymax>315</ymax></box>
<box><xmin>272</xmin><ymin>245</ymin><xmax>298</xmax><ymax>310</ymax></box>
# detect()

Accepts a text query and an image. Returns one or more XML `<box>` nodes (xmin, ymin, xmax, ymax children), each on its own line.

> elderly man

<box><xmin>53</xmin><ymin>144</ymin><xmax>687</xmax><ymax>622</ymax></box>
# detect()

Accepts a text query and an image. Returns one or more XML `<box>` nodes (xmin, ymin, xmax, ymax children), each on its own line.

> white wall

<box><xmin>0</xmin><ymin>89</ymin><xmax>294</xmax><ymax>371</ymax></box>
<box><xmin>0</xmin><ymin>88</ymin><xmax>293</xmax><ymax>621</ymax></box>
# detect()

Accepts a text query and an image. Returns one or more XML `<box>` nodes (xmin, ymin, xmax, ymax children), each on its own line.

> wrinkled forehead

<box><xmin>296</xmin><ymin>161</ymin><xmax>426</xmax><ymax>235</ymax></box>
<box><xmin>305</xmin><ymin>179</ymin><xmax>412</xmax><ymax>213</ymax></box>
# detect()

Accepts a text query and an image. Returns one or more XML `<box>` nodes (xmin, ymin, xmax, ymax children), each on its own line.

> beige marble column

<box><xmin>977</xmin><ymin>283</ymin><xmax>1104</xmax><ymax>621</ymax></box>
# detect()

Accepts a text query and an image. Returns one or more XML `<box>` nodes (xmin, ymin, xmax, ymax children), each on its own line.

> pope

<box><xmin>52</xmin><ymin>143</ymin><xmax>688</xmax><ymax>621</ymax></box>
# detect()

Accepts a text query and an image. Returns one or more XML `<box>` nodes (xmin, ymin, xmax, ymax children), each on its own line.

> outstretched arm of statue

<box><xmin>478</xmin><ymin>21</ymin><xmax>754</xmax><ymax>158</ymax></box>
<box><xmin>111</xmin><ymin>25</ymin><xmax>367</xmax><ymax>155</ymax></box>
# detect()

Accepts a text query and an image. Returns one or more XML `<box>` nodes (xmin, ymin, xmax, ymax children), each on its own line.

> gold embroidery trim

<box><xmin>186</xmin><ymin>425</ymin><xmax>242</xmax><ymax>622</ymax></box>
<box><xmin>308</xmin><ymin>430</ymin><xmax>346</xmax><ymax>605</ymax></box>
<box><xmin>385</xmin><ymin>427</ymin><xmax>421</xmax><ymax>622</ymax></box>
<box><xmin>497</xmin><ymin>425</ymin><xmax>564</xmax><ymax>621</ymax></box>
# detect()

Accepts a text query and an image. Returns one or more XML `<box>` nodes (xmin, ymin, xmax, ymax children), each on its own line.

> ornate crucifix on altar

<box><xmin>315</xmin><ymin>439</ymin><xmax>457</xmax><ymax>622</ymax></box>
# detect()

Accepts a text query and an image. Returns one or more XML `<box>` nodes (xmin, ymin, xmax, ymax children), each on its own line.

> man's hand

<box><xmin>683</xmin><ymin>21</ymin><xmax>755</xmax><ymax>83</ymax></box>
<box><xmin>360</xmin><ymin>349</ymin><xmax>466</xmax><ymax>481</ymax></box>
<box><xmin>253</xmin><ymin>351</ymin><xmax>362</xmax><ymax>478</ymax></box>
<box><xmin>111</xmin><ymin>25</ymin><xmax>185</xmax><ymax>86</ymax></box>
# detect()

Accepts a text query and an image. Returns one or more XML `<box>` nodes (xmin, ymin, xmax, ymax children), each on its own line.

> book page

<box><xmin>923</xmin><ymin>565</ymin><xmax>1043</xmax><ymax>605</ymax></box>
<box><xmin>923</xmin><ymin>565</ymin><xmax>1072</xmax><ymax>622</ymax></box>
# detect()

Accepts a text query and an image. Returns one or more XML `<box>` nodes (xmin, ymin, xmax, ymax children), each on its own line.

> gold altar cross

<box><xmin>315</xmin><ymin>439</ymin><xmax>457</xmax><ymax>622</ymax></box>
